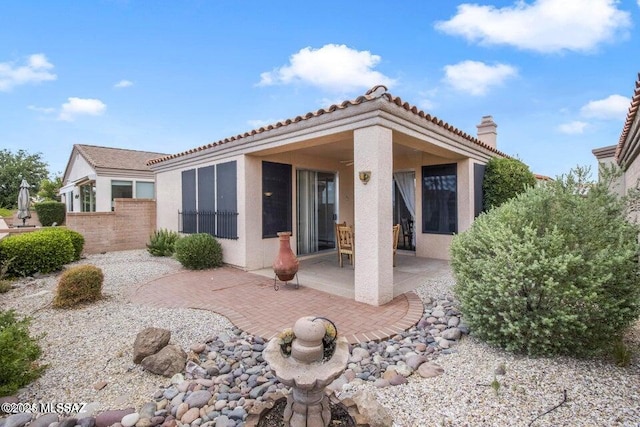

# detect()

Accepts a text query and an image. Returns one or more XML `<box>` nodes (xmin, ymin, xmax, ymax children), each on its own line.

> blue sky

<box><xmin>1</xmin><ymin>0</ymin><xmax>639</xmax><ymax>179</ymax></box>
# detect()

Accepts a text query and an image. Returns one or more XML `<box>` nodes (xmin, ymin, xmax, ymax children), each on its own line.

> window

<box><xmin>67</xmin><ymin>191</ymin><xmax>74</xmax><ymax>212</ymax></box>
<box><xmin>179</xmin><ymin>162</ymin><xmax>238</xmax><ymax>239</ymax></box>
<box><xmin>422</xmin><ymin>164</ymin><xmax>457</xmax><ymax>234</ymax></box>
<box><xmin>136</xmin><ymin>181</ymin><xmax>155</xmax><ymax>199</ymax></box>
<box><xmin>111</xmin><ymin>180</ymin><xmax>132</xmax><ymax>210</ymax></box>
<box><xmin>473</xmin><ymin>163</ymin><xmax>486</xmax><ymax>217</ymax></box>
<box><xmin>80</xmin><ymin>183</ymin><xmax>96</xmax><ymax>212</ymax></box>
<box><xmin>262</xmin><ymin>161</ymin><xmax>292</xmax><ymax>238</ymax></box>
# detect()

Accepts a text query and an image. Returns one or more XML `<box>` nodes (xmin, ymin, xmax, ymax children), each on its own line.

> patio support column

<box><xmin>353</xmin><ymin>125</ymin><xmax>393</xmax><ymax>306</ymax></box>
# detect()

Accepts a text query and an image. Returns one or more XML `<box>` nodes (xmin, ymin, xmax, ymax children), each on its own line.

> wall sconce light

<box><xmin>358</xmin><ymin>171</ymin><xmax>371</xmax><ymax>185</ymax></box>
<box><xmin>263</xmin><ymin>191</ymin><xmax>273</xmax><ymax>197</ymax></box>
<box><xmin>74</xmin><ymin>194</ymin><xmax>80</xmax><ymax>199</ymax></box>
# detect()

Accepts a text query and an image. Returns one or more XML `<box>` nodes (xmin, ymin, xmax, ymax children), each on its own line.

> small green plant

<box><xmin>0</xmin><ymin>257</ymin><xmax>13</xmax><ymax>293</ymax></box>
<box><xmin>33</xmin><ymin>201</ymin><xmax>65</xmax><ymax>226</ymax></box>
<box><xmin>0</xmin><ymin>230</ymin><xmax>74</xmax><ymax>276</ymax></box>
<box><xmin>0</xmin><ymin>309</ymin><xmax>45</xmax><ymax>396</ymax></box>
<box><xmin>491</xmin><ymin>376</ymin><xmax>501</xmax><ymax>396</ymax></box>
<box><xmin>0</xmin><ymin>280</ymin><xmax>11</xmax><ymax>293</ymax></box>
<box><xmin>147</xmin><ymin>229</ymin><xmax>181</xmax><ymax>256</ymax></box>
<box><xmin>612</xmin><ymin>340</ymin><xmax>632</xmax><ymax>367</ymax></box>
<box><xmin>0</xmin><ymin>207</ymin><xmax>13</xmax><ymax>218</ymax></box>
<box><xmin>53</xmin><ymin>265</ymin><xmax>103</xmax><ymax>308</ymax></box>
<box><xmin>174</xmin><ymin>233</ymin><xmax>223</xmax><ymax>270</ymax></box>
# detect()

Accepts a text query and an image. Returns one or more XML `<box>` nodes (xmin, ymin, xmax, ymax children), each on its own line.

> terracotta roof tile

<box><xmin>615</xmin><ymin>73</ymin><xmax>640</xmax><ymax>164</ymax></box>
<box><xmin>148</xmin><ymin>85</ymin><xmax>509</xmax><ymax>166</ymax></box>
<box><xmin>76</xmin><ymin>144</ymin><xmax>167</xmax><ymax>171</ymax></box>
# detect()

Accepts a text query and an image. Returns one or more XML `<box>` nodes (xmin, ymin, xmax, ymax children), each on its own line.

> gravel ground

<box><xmin>1</xmin><ymin>250</ymin><xmax>234</xmax><ymax>412</ymax></box>
<box><xmin>2</xmin><ymin>250</ymin><xmax>639</xmax><ymax>426</ymax></box>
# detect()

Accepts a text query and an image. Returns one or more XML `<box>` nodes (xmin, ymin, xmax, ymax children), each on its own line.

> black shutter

<box><xmin>474</xmin><ymin>163</ymin><xmax>486</xmax><ymax>217</ymax></box>
<box><xmin>181</xmin><ymin>169</ymin><xmax>197</xmax><ymax>233</ymax></box>
<box><xmin>262</xmin><ymin>161</ymin><xmax>292</xmax><ymax>238</ymax></box>
<box><xmin>198</xmin><ymin>166</ymin><xmax>215</xmax><ymax>235</ymax></box>
<box><xmin>216</xmin><ymin>161</ymin><xmax>238</xmax><ymax>239</ymax></box>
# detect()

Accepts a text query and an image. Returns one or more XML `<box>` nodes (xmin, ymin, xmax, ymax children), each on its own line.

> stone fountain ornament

<box><xmin>263</xmin><ymin>316</ymin><xmax>350</xmax><ymax>427</ymax></box>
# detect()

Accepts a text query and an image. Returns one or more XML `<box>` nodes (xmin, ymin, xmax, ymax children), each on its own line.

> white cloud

<box><xmin>0</xmin><ymin>53</ymin><xmax>57</xmax><ymax>91</ymax></box>
<box><xmin>435</xmin><ymin>0</ymin><xmax>631</xmax><ymax>53</ymax></box>
<box><xmin>580</xmin><ymin>94</ymin><xmax>630</xmax><ymax>120</ymax></box>
<box><xmin>258</xmin><ymin>44</ymin><xmax>395</xmax><ymax>92</ymax></box>
<box><xmin>443</xmin><ymin>60</ymin><xmax>517</xmax><ymax>96</ymax></box>
<box><xmin>114</xmin><ymin>79</ymin><xmax>133</xmax><ymax>89</ymax></box>
<box><xmin>557</xmin><ymin>121</ymin><xmax>588</xmax><ymax>134</ymax></box>
<box><xmin>58</xmin><ymin>97</ymin><xmax>106</xmax><ymax>121</ymax></box>
<box><xmin>27</xmin><ymin>105</ymin><xmax>56</xmax><ymax>114</ymax></box>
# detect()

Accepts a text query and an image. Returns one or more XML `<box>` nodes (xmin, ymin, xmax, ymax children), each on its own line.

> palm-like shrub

<box><xmin>174</xmin><ymin>233</ymin><xmax>222</xmax><ymax>270</ymax></box>
<box><xmin>147</xmin><ymin>229</ymin><xmax>181</xmax><ymax>256</ymax></box>
<box><xmin>452</xmin><ymin>167</ymin><xmax>640</xmax><ymax>356</ymax></box>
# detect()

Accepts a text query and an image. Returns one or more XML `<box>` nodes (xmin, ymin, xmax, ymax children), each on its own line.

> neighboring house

<box><xmin>593</xmin><ymin>73</ymin><xmax>640</xmax><ymax>196</ymax></box>
<box><xmin>149</xmin><ymin>85</ymin><xmax>512</xmax><ymax>306</ymax></box>
<box><xmin>59</xmin><ymin>144</ymin><xmax>167</xmax><ymax>212</ymax></box>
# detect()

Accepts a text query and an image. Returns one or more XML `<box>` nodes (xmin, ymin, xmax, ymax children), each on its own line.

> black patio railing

<box><xmin>179</xmin><ymin>210</ymin><xmax>238</xmax><ymax>240</ymax></box>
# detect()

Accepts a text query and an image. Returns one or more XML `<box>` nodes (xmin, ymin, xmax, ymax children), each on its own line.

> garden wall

<box><xmin>65</xmin><ymin>199</ymin><xmax>156</xmax><ymax>254</ymax></box>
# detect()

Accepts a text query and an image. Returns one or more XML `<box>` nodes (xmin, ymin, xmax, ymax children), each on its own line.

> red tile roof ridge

<box><xmin>147</xmin><ymin>85</ymin><xmax>509</xmax><ymax>165</ymax></box>
<box><xmin>75</xmin><ymin>144</ymin><xmax>167</xmax><ymax>170</ymax></box>
<box><xmin>615</xmin><ymin>73</ymin><xmax>640</xmax><ymax>163</ymax></box>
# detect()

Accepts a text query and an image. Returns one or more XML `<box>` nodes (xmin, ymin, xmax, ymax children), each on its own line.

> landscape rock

<box><xmin>351</xmin><ymin>389</ymin><xmax>394</xmax><ymax>427</ymax></box>
<box><xmin>184</xmin><ymin>390</ymin><xmax>212</xmax><ymax>408</ymax></box>
<box><xmin>441</xmin><ymin>327</ymin><xmax>461</xmax><ymax>341</ymax></box>
<box><xmin>29</xmin><ymin>414</ymin><xmax>59</xmax><ymax>427</ymax></box>
<box><xmin>95</xmin><ymin>409</ymin><xmax>135</xmax><ymax>427</ymax></box>
<box><xmin>141</xmin><ymin>345</ymin><xmax>187</xmax><ymax>377</ymax></box>
<box><xmin>4</xmin><ymin>413</ymin><xmax>33</xmax><ymax>427</ymax></box>
<box><xmin>121</xmin><ymin>413</ymin><xmax>140</xmax><ymax>427</ymax></box>
<box><xmin>180</xmin><ymin>408</ymin><xmax>200</xmax><ymax>424</ymax></box>
<box><xmin>133</xmin><ymin>327</ymin><xmax>171</xmax><ymax>364</ymax></box>
<box><xmin>418</xmin><ymin>362</ymin><xmax>444</xmax><ymax>378</ymax></box>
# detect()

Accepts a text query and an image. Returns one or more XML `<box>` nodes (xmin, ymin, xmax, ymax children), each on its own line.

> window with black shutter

<box><xmin>262</xmin><ymin>161</ymin><xmax>292</xmax><ymax>238</ymax></box>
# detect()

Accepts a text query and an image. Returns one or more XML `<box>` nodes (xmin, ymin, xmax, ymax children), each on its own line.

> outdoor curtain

<box><xmin>393</xmin><ymin>171</ymin><xmax>416</xmax><ymax>247</ymax></box>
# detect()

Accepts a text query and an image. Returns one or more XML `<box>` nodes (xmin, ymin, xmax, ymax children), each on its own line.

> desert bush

<box><xmin>451</xmin><ymin>166</ymin><xmax>640</xmax><ymax>357</ymax></box>
<box><xmin>483</xmin><ymin>157</ymin><xmax>536</xmax><ymax>210</ymax></box>
<box><xmin>0</xmin><ymin>309</ymin><xmax>45</xmax><ymax>396</ymax></box>
<box><xmin>39</xmin><ymin>228</ymin><xmax>84</xmax><ymax>260</ymax></box>
<box><xmin>0</xmin><ymin>280</ymin><xmax>11</xmax><ymax>293</ymax></box>
<box><xmin>0</xmin><ymin>230</ymin><xmax>74</xmax><ymax>276</ymax></box>
<box><xmin>174</xmin><ymin>233</ymin><xmax>222</xmax><ymax>270</ymax></box>
<box><xmin>34</xmin><ymin>201</ymin><xmax>65</xmax><ymax>226</ymax></box>
<box><xmin>53</xmin><ymin>265</ymin><xmax>103</xmax><ymax>308</ymax></box>
<box><xmin>147</xmin><ymin>228</ymin><xmax>181</xmax><ymax>256</ymax></box>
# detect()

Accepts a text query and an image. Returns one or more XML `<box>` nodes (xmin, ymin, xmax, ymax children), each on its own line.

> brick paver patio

<box><xmin>130</xmin><ymin>267</ymin><xmax>424</xmax><ymax>344</ymax></box>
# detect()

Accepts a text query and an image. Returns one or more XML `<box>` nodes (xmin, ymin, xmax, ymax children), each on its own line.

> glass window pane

<box><xmin>136</xmin><ymin>182</ymin><xmax>155</xmax><ymax>199</ymax></box>
<box><xmin>422</xmin><ymin>164</ymin><xmax>457</xmax><ymax>234</ymax></box>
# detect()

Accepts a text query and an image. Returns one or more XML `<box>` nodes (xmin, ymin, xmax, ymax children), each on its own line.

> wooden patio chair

<box><xmin>400</xmin><ymin>217</ymin><xmax>412</xmax><ymax>249</ymax></box>
<box><xmin>393</xmin><ymin>223</ymin><xmax>401</xmax><ymax>267</ymax></box>
<box><xmin>337</xmin><ymin>224</ymin><xmax>354</xmax><ymax>268</ymax></box>
<box><xmin>334</xmin><ymin>221</ymin><xmax>346</xmax><ymax>262</ymax></box>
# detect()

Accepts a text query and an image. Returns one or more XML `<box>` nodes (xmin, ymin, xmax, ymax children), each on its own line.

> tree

<box><xmin>482</xmin><ymin>157</ymin><xmax>536</xmax><ymax>210</ymax></box>
<box><xmin>37</xmin><ymin>175</ymin><xmax>63</xmax><ymax>201</ymax></box>
<box><xmin>0</xmin><ymin>149</ymin><xmax>49</xmax><ymax>209</ymax></box>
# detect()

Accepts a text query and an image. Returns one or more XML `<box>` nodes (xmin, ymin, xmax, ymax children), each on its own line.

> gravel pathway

<box><xmin>1</xmin><ymin>250</ymin><xmax>639</xmax><ymax>426</ymax></box>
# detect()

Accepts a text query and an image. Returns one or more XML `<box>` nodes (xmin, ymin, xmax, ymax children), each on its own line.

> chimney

<box><xmin>476</xmin><ymin>115</ymin><xmax>497</xmax><ymax>149</ymax></box>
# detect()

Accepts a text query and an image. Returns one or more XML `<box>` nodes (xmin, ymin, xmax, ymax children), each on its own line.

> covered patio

<box><xmin>254</xmin><ymin>251</ymin><xmax>452</xmax><ymax>299</ymax></box>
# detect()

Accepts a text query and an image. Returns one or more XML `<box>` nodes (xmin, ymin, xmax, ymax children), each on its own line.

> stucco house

<box><xmin>593</xmin><ymin>73</ymin><xmax>639</xmax><ymax>196</ymax></box>
<box><xmin>59</xmin><ymin>144</ymin><xmax>167</xmax><ymax>212</ymax></box>
<box><xmin>149</xmin><ymin>85</ymin><xmax>511</xmax><ymax>306</ymax></box>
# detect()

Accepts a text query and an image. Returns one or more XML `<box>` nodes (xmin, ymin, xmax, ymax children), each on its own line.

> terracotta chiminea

<box><xmin>273</xmin><ymin>232</ymin><xmax>299</xmax><ymax>282</ymax></box>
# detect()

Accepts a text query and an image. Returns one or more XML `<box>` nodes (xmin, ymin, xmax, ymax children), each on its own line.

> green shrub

<box><xmin>0</xmin><ymin>230</ymin><xmax>74</xmax><ymax>276</ymax></box>
<box><xmin>451</xmin><ymin>166</ymin><xmax>640</xmax><ymax>357</ymax></box>
<box><xmin>483</xmin><ymin>157</ymin><xmax>536</xmax><ymax>210</ymax></box>
<box><xmin>0</xmin><ymin>280</ymin><xmax>11</xmax><ymax>293</ymax></box>
<box><xmin>147</xmin><ymin>228</ymin><xmax>181</xmax><ymax>256</ymax></box>
<box><xmin>34</xmin><ymin>201</ymin><xmax>65</xmax><ymax>226</ymax></box>
<box><xmin>39</xmin><ymin>228</ymin><xmax>84</xmax><ymax>260</ymax></box>
<box><xmin>174</xmin><ymin>233</ymin><xmax>223</xmax><ymax>270</ymax></box>
<box><xmin>53</xmin><ymin>265</ymin><xmax>103</xmax><ymax>308</ymax></box>
<box><xmin>0</xmin><ymin>207</ymin><xmax>12</xmax><ymax>218</ymax></box>
<box><xmin>0</xmin><ymin>309</ymin><xmax>45</xmax><ymax>396</ymax></box>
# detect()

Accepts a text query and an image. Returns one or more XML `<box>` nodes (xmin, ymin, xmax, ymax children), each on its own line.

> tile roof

<box><xmin>615</xmin><ymin>73</ymin><xmax>640</xmax><ymax>165</ymax></box>
<box><xmin>75</xmin><ymin>144</ymin><xmax>167</xmax><ymax>171</ymax></box>
<box><xmin>148</xmin><ymin>85</ymin><xmax>509</xmax><ymax>165</ymax></box>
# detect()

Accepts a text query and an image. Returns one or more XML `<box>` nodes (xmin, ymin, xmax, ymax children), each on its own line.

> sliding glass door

<box><xmin>297</xmin><ymin>170</ymin><xmax>336</xmax><ymax>255</ymax></box>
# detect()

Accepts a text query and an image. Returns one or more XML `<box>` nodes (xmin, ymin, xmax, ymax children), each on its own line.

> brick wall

<box><xmin>66</xmin><ymin>199</ymin><xmax>156</xmax><ymax>254</ymax></box>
